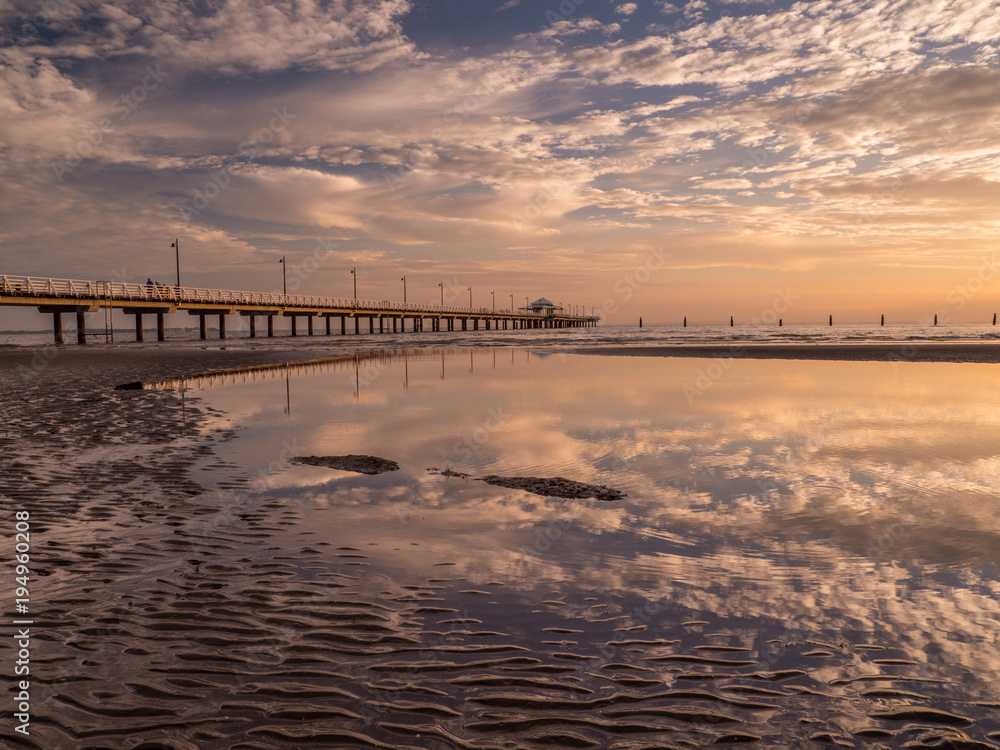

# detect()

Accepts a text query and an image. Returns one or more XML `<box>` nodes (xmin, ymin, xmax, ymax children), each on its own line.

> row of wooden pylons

<box><xmin>50</xmin><ymin>309</ymin><xmax>596</xmax><ymax>344</ymax></box>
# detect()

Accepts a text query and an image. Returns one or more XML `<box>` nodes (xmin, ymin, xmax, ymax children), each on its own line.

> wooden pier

<box><xmin>0</xmin><ymin>275</ymin><xmax>599</xmax><ymax>344</ymax></box>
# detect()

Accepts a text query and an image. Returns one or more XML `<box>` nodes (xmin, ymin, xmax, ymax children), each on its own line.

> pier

<box><xmin>0</xmin><ymin>275</ymin><xmax>599</xmax><ymax>344</ymax></box>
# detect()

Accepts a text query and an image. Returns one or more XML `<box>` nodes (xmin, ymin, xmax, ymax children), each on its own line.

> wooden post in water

<box><xmin>134</xmin><ymin>314</ymin><xmax>143</xmax><ymax>342</ymax></box>
<box><xmin>779</xmin><ymin>319</ymin><xmax>783</xmax><ymax>327</ymax></box>
<box><xmin>53</xmin><ymin>312</ymin><xmax>63</xmax><ymax>345</ymax></box>
<box><xmin>730</xmin><ymin>316</ymin><xmax>733</xmax><ymax>327</ymax></box>
<box><xmin>268</xmin><ymin>315</ymin><xmax>274</xmax><ymax>337</ymax></box>
<box><xmin>934</xmin><ymin>313</ymin><xmax>938</xmax><ymax>325</ymax></box>
<box><xmin>76</xmin><ymin>311</ymin><xmax>86</xmax><ymax>345</ymax></box>
<box><xmin>829</xmin><ymin>314</ymin><xmax>832</xmax><ymax>326</ymax></box>
<box><xmin>157</xmin><ymin>312</ymin><xmax>165</xmax><ymax>341</ymax></box>
<box><xmin>199</xmin><ymin>314</ymin><xmax>206</xmax><ymax>340</ymax></box>
<box><xmin>881</xmin><ymin>314</ymin><xmax>884</xmax><ymax>326</ymax></box>
<box><xmin>218</xmin><ymin>314</ymin><xmax>226</xmax><ymax>339</ymax></box>
<box><xmin>994</xmin><ymin>313</ymin><xmax>997</xmax><ymax>326</ymax></box>
<box><xmin>683</xmin><ymin>316</ymin><xmax>686</xmax><ymax>327</ymax></box>
<box><xmin>250</xmin><ymin>315</ymin><xmax>257</xmax><ymax>338</ymax></box>
<box><xmin>639</xmin><ymin>317</ymin><xmax>642</xmax><ymax>328</ymax></box>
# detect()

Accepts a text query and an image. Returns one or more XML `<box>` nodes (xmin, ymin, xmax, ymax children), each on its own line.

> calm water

<box><xmin>152</xmin><ymin>348</ymin><xmax>1000</xmax><ymax>746</ymax></box>
<box><xmin>6</xmin><ymin>320</ymin><xmax>1000</xmax><ymax>349</ymax></box>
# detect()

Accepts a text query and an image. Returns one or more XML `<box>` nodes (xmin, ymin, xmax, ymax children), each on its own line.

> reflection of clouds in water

<box><xmin>197</xmin><ymin>353</ymin><xmax>1000</xmax><ymax>695</ymax></box>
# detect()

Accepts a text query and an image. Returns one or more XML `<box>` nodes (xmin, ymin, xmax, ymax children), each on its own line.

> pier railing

<box><xmin>0</xmin><ymin>274</ymin><xmax>592</xmax><ymax>319</ymax></box>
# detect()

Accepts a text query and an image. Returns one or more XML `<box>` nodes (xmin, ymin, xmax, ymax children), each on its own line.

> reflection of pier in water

<box><xmin>150</xmin><ymin>348</ymin><xmax>530</xmax><ymax>402</ymax></box>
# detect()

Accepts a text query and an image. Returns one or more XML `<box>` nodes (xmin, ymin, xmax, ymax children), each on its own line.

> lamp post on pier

<box><xmin>438</xmin><ymin>282</ymin><xmax>443</xmax><ymax>305</ymax></box>
<box><xmin>509</xmin><ymin>293</ymin><xmax>513</xmax><ymax>311</ymax></box>
<box><xmin>491</xmin><ymin>290</ymin><xmax>495</xmax><ymax>311</ymax></box>
<box><xmin>350</xmin><ymin>268</ymin><xmax>356</xmax><ymax>300</ymax></box>
<box><xmin>401</xmin><ymin>276</ymin><xmax>406</xmax><ymax>303</ymax></box>
<box><xmin>170</xmin><ymin>239</ymin><xmax>180</xmax><ymax>288</ymax></box>
<box><xmin>279</xmin><ymin>256</ymin><xmax>286</xmax><ymax>296</ymax></box>
<box><xmin>468</xmin><ymin>287</ymin><xmax>473</xmax><ymax>308</ymax></box>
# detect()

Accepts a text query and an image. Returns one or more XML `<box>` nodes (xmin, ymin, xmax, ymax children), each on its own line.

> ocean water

<box><xmin>4</xmin><ymin>320</ymin><xmax>1000</xmax><ymax>350</ymax></box>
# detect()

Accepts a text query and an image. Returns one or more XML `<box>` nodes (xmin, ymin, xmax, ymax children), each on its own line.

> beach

<box><xmin>2</xmin><ymin>341</ymin><xmax>1000</xmax><ymax>749</ymax></box>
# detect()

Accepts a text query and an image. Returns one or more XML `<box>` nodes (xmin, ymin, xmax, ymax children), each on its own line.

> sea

<box><xmin>4</xmin><ymin>320</ymin><xmax>1000</xmax><ymax>349</ymax></box>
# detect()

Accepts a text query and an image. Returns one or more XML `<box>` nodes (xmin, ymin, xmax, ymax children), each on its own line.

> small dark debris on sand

<box><xmin>293</xmin><ymin>455</ymin><xmax>399</xmax><ymax>475</ymax></box>
<box><xmin>427</xmin><ymin>467</ymin><xmax>472</xmax><ymax>478</ymax></box>
<box><xmin>114</xmin><ymin>381</ymin><xmax>145</xmax><ymax>390</ymax></box>
<box><xmin>480</xmin><ymin>475</ymin><xmax>625</xmax><ymax>501</ymax></box>
<box><xmin>429</xmin><ymin>468</ymin><xmax>625</xmax><ymax>501</ymax></box>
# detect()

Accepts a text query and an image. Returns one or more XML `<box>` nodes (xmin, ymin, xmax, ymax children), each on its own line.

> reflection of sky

<box><xmin>188</xmin><ymin>349</ymin><xmax>1000</xmax><ymax>693</ymax></box>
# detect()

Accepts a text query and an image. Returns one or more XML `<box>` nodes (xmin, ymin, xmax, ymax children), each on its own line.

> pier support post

<box><xmin>369</xmin><ymin>317</ymin><xmax>374</xmax><ymax>334</ymax></box>
<box><xmin>308</xmin><ymin>316</ymin><xmax>314</xmax><ymax>336</ymax></box>
<box><xmin>326</xmin><ymin>316</ymin><xmax>331</xmax><ymax>335</ymax></box>
<box><xmin>53</xmin><ymin>312</ymin><xmax>64</xmax><ymax>345</ymax></box>
<box><xmin>157</xmin><ymin>312</ymin><xmax>165</xmax><ymax>341</ymax></box>
<box><xmin>393</xmin><ymin>317</ymin><xmax>398</xmax><ymax>333</ymax></box>
<box><xmin>341</xmin><ymin>316</ymin><xmax>346</xmax><ymax>335</ymax></box>
<box><xmin>267</xmin><ymin>315</ymin><xmax>274</xmax><ymax>337</ymax></box>
<box><xmin>199</xmin><ymin>314</ymin><xmax>206</xmax><ymax>340</ymax></box>
<box><xmin>291</xmin><ymin>317</ymin><xmax>297</xmax><ymax>336</ymax></box>
<box><xmin>379</xmin><ymin>317</ymin><xmax>384</xmax><ymax>334</ymax></box>
<box><xmin>354</xmin><ymin>317</ymin><xmax>360</xmax><ymax>335</ymax></box>
<box><xmin>218</xmin><ymin>314</ymin><xmax>226</xmax><ymax>339</ymax></box>
<box><xmin>250</xmin><ymin>316</ymin><xmax>257</xmax><ymax>338</ymax></box>
<box><xmin>135</xmin><ymin>314</ymin><xmax>144</xmax><ymax>342</ymax></box>
<box><xmin>76</xmin><ymin>311</ymin><xmax>86</xmax><ymax>345</ymax></box>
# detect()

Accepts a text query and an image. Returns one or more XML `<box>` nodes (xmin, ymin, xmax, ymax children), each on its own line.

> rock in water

<box><xmin>292</xmin><ymin>455</ymin><xmax>399</xmax><ymax>475</ymax></box>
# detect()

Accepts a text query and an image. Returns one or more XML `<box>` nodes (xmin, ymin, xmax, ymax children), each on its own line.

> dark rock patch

<box><xmin>293</xmin><ymin>455</ymin><xmax>399</xmax><ymax>475</ymax></box>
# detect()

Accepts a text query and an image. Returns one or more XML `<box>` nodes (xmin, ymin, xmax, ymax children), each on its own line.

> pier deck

<box><xmin>1</xmin><ymin>275</ymin><xmax>599</xmax><ymax>344</ymax></box>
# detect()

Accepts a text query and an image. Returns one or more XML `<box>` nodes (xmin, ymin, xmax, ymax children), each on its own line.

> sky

<box><xmin>3</xmin><ymin>0</ymin><xmax>1000</xmax><ymax>326</ymax></box>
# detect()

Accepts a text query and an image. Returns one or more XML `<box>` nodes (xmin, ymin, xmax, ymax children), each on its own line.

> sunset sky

<box><xmin>3</xmin><ymin>0</ymin><xmax>1000</xmax><ymax>326</ymax></box>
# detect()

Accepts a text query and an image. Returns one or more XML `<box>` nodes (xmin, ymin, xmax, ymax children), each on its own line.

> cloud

<box><xmin>615</xmin><ymin>3</ymin><xmax>639</xmax><ymax>16</ymax></box>
<box><xmin>3</xmin><ymin>0</ymin><xmax>420</xmax><ymax>74</ymax></box>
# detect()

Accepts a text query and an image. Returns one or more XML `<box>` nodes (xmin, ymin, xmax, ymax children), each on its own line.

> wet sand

<box><xmin>562</xmin><ymin>342</ymin><xmax>1000</xmax><ymax>363</ymax></box>
<box><xmin>3</xmin><ymin>345</ymin><xmax>1000</xmax><ymax>748</ymax></box>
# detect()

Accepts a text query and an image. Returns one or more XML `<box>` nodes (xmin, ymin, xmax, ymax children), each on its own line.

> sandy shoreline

<box><xmin>4</xmin><ymin>342</ymin><xmax>1000</xmax><ymax>748</ymax></box>
<box><xmin>562</xmin><ymin>341</ymin><xmax>1000</xmax><ymax>363</ymax></box>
